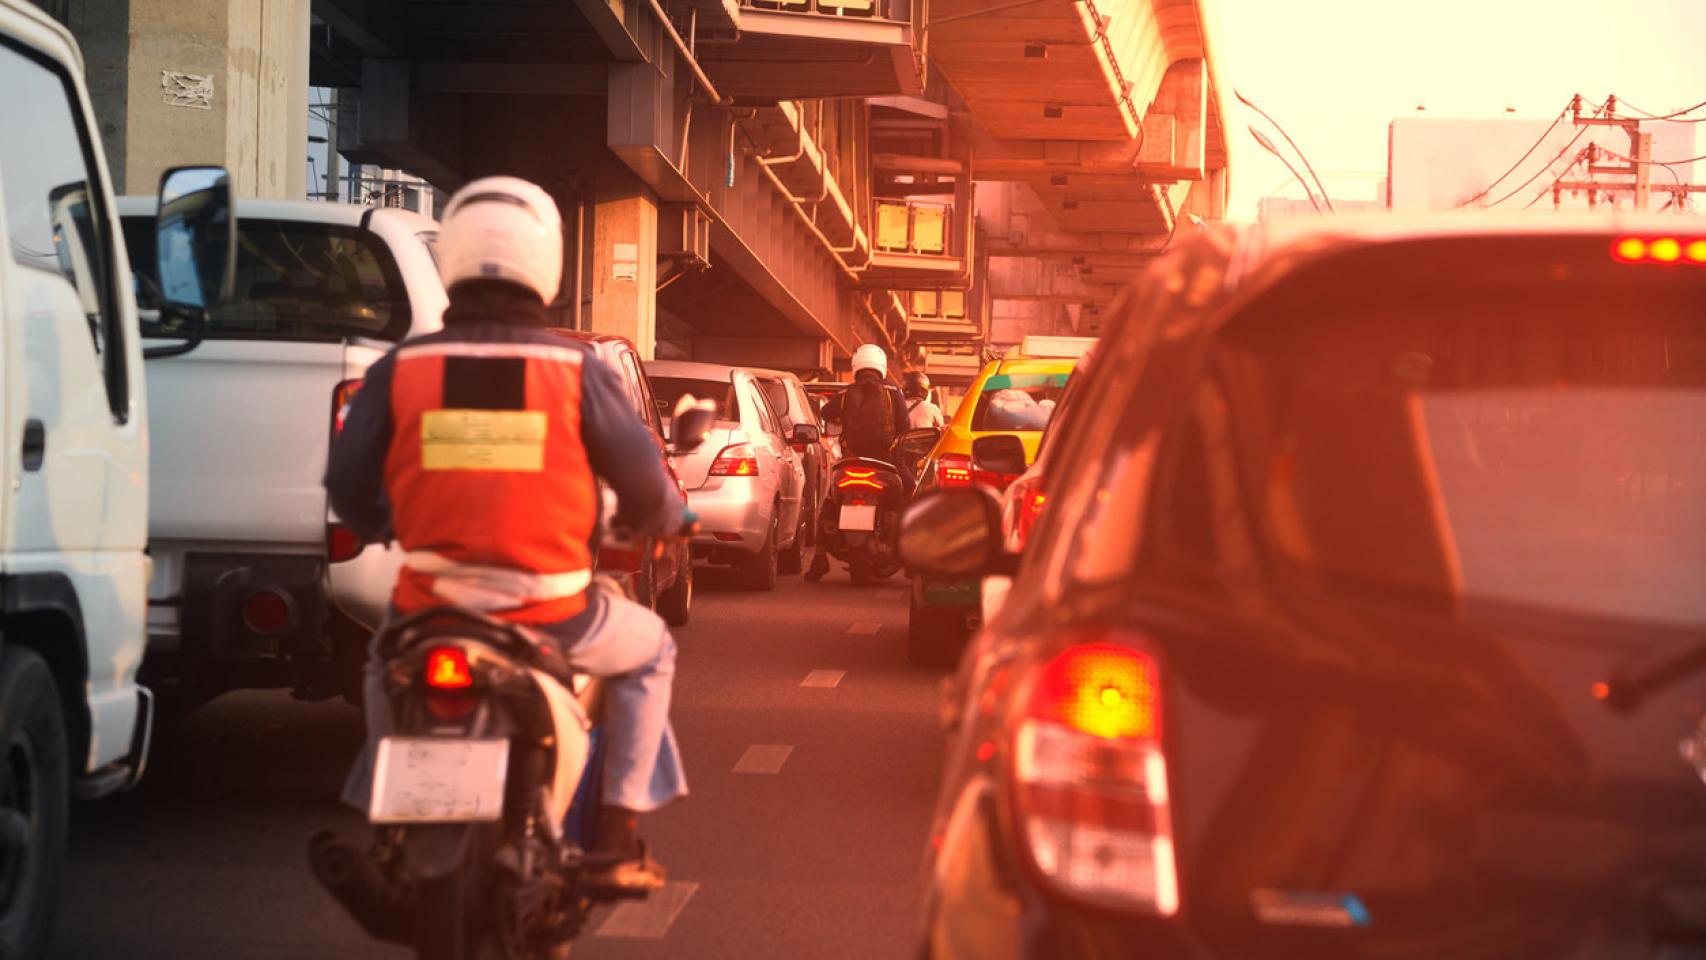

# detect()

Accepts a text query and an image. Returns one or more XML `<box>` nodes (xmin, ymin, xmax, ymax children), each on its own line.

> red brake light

<box><xmin>1612</xmin><ymin>235</ymin><xmax>1706</xmax><ymax>266</ymax></box>
<box><xmin>1010</xmin><ymin>637</ymin><xmax>1176</xmax><ymax>915</ymax></box>
<box><xmin>1016</xmin><ymin>490</ymin><xmax>1047</xmax><ymax>548</ymax></box>
<box><xmin>425</xmin><ymin>647</ymin><xmax>473</xmax><ymax>690</ymax></box>
<box><xmin>936</xmin><ymin>453</ymin><xmax>972</xmax><ymax>488</ymax></box>
<box><xmin>709</xmin><ymin>443</ymin><xmax>760</xmax><ymax>477</ymax></box>
<box><xmin>837</xmin><ymin>467</ymin><xmax>885</xmax><ymax>491</ymax></box>
<box><xmin>327</xmin><ymin>523</ymin><xmax>362</xmax><ymax>563</ymax></box>
<box><xmin>332</xmin><ymin>378</ymin><xmax>364</xmax><ymax>436</ymax></box>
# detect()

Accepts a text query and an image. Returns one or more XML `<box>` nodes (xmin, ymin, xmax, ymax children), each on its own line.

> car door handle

<box><xmin>21</xmin><ymin>419</ymin><xmax>45</xmax><ymax>471</ymax></box>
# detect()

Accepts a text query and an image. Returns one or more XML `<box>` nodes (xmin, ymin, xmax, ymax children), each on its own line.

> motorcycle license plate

<box><xmin>369</xmin><ymin>736</ymin><xmax>509</xmax><ymax>823</ymax></box>
<box><xmin>839</xmin><ymin>504</ymin><xmax>878</xmax><ymax>532</ymax></box>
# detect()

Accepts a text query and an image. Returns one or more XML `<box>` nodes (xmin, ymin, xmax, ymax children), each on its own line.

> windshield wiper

<box><xmin>1595</xmin><ymin>638</ymin><xmax>1706</xmax><ymax>713</ymax></box>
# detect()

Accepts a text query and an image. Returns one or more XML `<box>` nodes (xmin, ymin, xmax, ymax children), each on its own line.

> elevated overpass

<box><xmin>47</xmin><ymin>0</ymin><xmax>1228</xmax><ymax>371</ymax></box>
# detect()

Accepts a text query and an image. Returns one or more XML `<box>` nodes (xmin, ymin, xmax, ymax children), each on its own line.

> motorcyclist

<box><xmin>903</xmin><ymin>370</ymin><xmax>944</xmax><ymax>431</ymax></box>
<box><xmin>806</xmin><ymin>343</ymin><xmax>909</xmax><ymax>581</ymax></box>
<box><xmin>325</xmin><ymin>176</ymin><xmax>684</xmax><ymax>892</ymax></box>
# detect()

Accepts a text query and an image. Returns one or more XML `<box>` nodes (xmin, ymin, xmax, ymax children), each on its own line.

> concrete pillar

<box><xmin>60</xmin><ymin>0</ymin><xmax>309</xmax><ymax>198</ymax></box>
<box><xmin>588</xmin><ymin>161</ymin><xmax>659</xmax><ymax>358</ymax></box>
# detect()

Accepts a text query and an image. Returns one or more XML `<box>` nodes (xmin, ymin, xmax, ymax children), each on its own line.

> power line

<box><xmin>1485</xmin><ymin>103</ymin><xmax>1605</xmax><ymax>208</ymax></box>
<box><xmin>1457</xmin><ymin>95</ymin><xmax>1580</xmax><ymax>207</ymax></box>
<box><xmin>1613</xmin><ymin>97</ymin><xmax>1706</xmax><ymax>122</ymax></box>
<box><xmin>1522</xmin><ymin>147</ymin><xmax>1589</xmax><ymax>209</ymax></box>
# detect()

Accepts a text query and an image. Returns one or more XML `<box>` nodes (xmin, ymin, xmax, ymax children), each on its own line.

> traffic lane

<box><xmin>51</xmin><ymin>567</ymin><xmax>942</xmax><ymax>959</ymax></box>
<box><xmin>53</xmin><ymin>692</ymin><xmax>395</xmax><ymax>959</ymax></box>
<box><xmin>580</xmin><ymin>567</ymin><xmax>943</xmax><ymax>960</ymax></box>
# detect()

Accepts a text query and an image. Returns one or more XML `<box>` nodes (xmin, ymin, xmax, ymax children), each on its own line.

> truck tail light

<box><xmin>327</xmin><ymin>523</ymin><xmax>363</xmax><ymax>563</ymax></box>
<box><xmin>331</xmin><ymin>378</ymin><xmax>363</xmax><ymax>438</ymax></box>
<box><xmin>709</xmin><ymin>443</ymin><xmax>759</xmax><ymax>477</ymax></box>
<box><xmin>1009</xmin><ymin>639</ymin><xmax>1177</xmax><ymax>916</ymax></box>
<box><xmin>936</xmin><ymin>453</ymin><xmax>973</xmax><ymax>488</ymax></box>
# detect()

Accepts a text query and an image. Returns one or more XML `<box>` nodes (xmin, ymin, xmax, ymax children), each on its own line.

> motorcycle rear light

<box><xmin>424</xmin><ymin>647</ymin><xmax>474</xmax><ymax>691</ymax></box>
<box><xmin>936</xmin><ymin>453</ymin><xmax>973</xmax><ymax>488</ymax></box>
<box><xmin>709</xmin><ymin>443</ymin><xmax>760</xmax><ymax>477</ymax></box>
<box><xmin>837</xmin><ymin>467</ymin><xmax>884</xmax><ymax>491</ymax></box>
<box><xmin>331</xmin><ymin>378</ymin><xmax>363</xmax><ymax>437</ymax></box>
<box><xmin>327</xmin><ymin>523</ymin><xmax>362</xmax><ymax>563</ymax></box>
<box><xmin>1010</xmin><ymin>640</ymin><xmax>1177</xmax><ymax>915</ymax></box>
<box><xmin>713</xmin><ymin>532</ymin><xmax>744</xmax><ymax>542</ymax></box>
<box><xmin>241</xmin><ymin>590</ymin><xmax>293</xmax><ymax>636</ymax></box>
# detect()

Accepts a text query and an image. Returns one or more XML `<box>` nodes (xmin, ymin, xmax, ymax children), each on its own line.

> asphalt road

<box><xmin>52</xmin><ymin>564</ymin><xmax>944</xmax><ymax>959</ymax></box>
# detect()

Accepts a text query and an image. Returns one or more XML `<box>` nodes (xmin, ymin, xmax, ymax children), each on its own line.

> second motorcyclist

<box><xmin>903</xmin><ymin>370</ymin><xmax>944</xmax><ymax>431</ymax></box>
<box><xmin>325</xmin><ymin>176</ymin><xmax>685</xmax><ymax>891</ymax></box>
<box><xmin>806</xmin><ymin>343</ymin><xmax>910</xmax><ymax>581</ymax></box>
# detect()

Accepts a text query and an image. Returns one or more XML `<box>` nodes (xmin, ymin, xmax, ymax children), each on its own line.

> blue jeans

<box><xmin>341</xmin><ymin>581</ymin><xmax>688</xmax><ymax>813</ymax></box>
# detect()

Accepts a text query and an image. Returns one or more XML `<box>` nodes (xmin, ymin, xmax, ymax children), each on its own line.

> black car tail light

<box><xmin>1009</xmin><ymin>637</ymin><xmax>1178</xmax><ymax>915</ymax></box>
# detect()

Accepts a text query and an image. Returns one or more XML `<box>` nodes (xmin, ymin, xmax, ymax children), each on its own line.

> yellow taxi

<box><xmin>919</xmin><ymin>339</ymin><xmax>1089</xmax><ymax>492</ymax></box>
<box><xmin>908</xmin><ymin>337</ymin><xmax>1091</xmax><ymax>666</ymax></box>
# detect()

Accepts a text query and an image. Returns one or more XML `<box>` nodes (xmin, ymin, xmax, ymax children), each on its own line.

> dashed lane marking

<box><xmin>800</xmin><ymin>670</ymin><xmax>845</xmax><ymax>688</ymax></box>
<box><xmin>594</xmin><ymin>881</ymin><xmax>700</xmax><ymax>939</ymax></box>
<box><xmin>732</xmin><ymin>744</ymin><xmax>794</xmax><ymax>774</ymax></box>
<box><xmin>847</xmin><ymin>621</ymin><xmax>883</xmax><ymax>635</ymax></box>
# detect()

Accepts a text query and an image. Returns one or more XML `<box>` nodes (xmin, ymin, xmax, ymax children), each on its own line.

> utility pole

<box><xmin>1565</xmin><ymin>97</ymin><xmax>1691</xmax><ymax>212</ymax></box>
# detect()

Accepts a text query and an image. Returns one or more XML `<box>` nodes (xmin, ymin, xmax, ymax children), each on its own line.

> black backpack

<box><xmin>840</xmin><ymin>379</ymin><xmax>898</xmax><ymax>457</ymax></box>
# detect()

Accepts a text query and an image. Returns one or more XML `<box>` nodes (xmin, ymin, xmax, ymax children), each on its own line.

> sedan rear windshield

<box><xmin>652</xmin><ymin>376</ymin><xmax>737</xmax><ymax>420</ymax></box>
<box><xmin>1213</xmin><ymin>236</ymin><xmax>1706</xmax><ymax>626</ymax></box>
<box><xmin>970</xmin><ymin>372</ymin><xmax>1070</xmax><ymax>431</ymax></box>
<box><xmin>124</xmin><ymin>216</ymin><xmax>410</xmax><ymax>341</ymax></box>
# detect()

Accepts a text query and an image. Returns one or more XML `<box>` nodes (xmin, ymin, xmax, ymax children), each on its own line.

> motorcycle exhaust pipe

<box><xmin>307</xmin><ymin>829</ymin><xmax>411</xmax><ymax>944</ymax></box>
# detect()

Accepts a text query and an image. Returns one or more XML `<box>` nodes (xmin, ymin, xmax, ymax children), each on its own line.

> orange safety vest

<box><xmin>384</xmin><ymin>340</ymin><xmax>598</xmax><ymax>622</ymax></box>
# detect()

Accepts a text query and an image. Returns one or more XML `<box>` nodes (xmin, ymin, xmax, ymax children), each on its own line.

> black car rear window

<box><xmin>124</xmin><ymin>215</ymin><xmax>410</xmax><ymax>341</ymax></box>
<box><xmin>1212</xmin><ymin>235</ymin><xmax>1706</xmax><ymax>625</ymax></box>
<box><xmin>652</xmin><ymin>376</ymin><xmax>737</xmax><ymax>420</ymax></box>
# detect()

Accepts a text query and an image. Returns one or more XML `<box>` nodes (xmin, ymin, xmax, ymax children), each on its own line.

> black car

<box><xmin>900</xmin><ymin>217</ymin><xmax>1706</xmax><ymax>958</ymax></box>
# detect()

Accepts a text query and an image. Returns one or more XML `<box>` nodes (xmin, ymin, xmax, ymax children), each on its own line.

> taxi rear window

<box><xmin>970</xmin><ymin>371</ymin><xmax>1070</xmax><ymax>431</ymax></box>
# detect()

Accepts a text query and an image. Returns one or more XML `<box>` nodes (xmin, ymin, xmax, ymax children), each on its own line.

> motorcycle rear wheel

<box><xmin>848</xmin><ymin>549</ymin><xmax>874</xmax><ymax>587</ymax></box>
<box><xmin>412</xmin><ymin>871</ymin><xmax>501</xmax><ymax>960</ymax></box>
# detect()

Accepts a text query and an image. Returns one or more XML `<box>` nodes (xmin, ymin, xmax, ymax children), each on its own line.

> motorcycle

<box><xmin>309</xmin><ymin>396</ymin><xmax>716</xmax><ymax>959</ymax></box>
<box><xmin>308</xmin><ymin>602</ymin><xmax>630</xmax><ymax>960</ymax></box>
<box><xmin>817</xmin><ymin>456</ymin><xmax>907</xmax><ymax>586</ymax></box>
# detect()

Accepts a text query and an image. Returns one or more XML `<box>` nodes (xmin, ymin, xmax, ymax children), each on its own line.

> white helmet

<box><xmin>851</xmin><ymin>343</ymin><xmax>888</xmax><ymax>379</ymax></box>
<box><xmin>439</xmin><ymin>176</ymin><xmax>563</xmax><ymax>303</ymax></box>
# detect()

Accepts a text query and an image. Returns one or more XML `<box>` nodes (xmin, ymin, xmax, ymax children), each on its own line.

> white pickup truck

<box><xmin>117</xmin><ymin>198</ymin><xmax>445</xmax><ymax>710</ymax></box>
<box><xmin>0</xmin><ymin>2</ymin><xmax>235</xmax><ymax>954</ymax></box>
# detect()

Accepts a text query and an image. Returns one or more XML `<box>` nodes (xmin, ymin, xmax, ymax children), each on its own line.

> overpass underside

<box><xmin>308</xmin><ymin>0</ymin><xmax>1227</xmax><ymax>369</ymax></box>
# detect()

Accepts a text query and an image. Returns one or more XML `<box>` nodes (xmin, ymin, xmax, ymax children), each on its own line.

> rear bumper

<box><xmin>327</xmin><ymin>540</ymin><xmax>403</xmax><ymax>630</ymax></box>
<box><xmin>146</xmin><ymin>548</ymin><xmax>330</xmax><ymax>689</ymax></box>
<box><xmin>687</xmin><ymin>478</ymin><xmax>770</xmax><ymax>553</ymax></box>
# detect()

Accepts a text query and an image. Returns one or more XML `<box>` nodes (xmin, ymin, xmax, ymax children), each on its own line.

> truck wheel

<box><xmin>0</xmin><ymin>646</ymin><xmax>69</xmax><ymax>960</ymax></box>
<box><xmin>907</xmin><ymin>601</ymin><xmax>967</xmax><ymax>668</ymax></box>
<box><xmin>740</xmin><ymin>514</ymin><xmax>779</xmax><ymax>592</ymax></box>
<box><xmin>657</xmin><ymin>559</ymin><xmax>693</xmax><ymax>627</ymax></box>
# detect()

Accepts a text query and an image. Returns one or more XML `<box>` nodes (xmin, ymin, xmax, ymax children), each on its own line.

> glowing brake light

<box><xmin>709</xmin><ymin>443</ymin><xmax>760</xmax><ymax>477</ymax></box>
<box><xmin>1010</xmin><ymin>637</ymin><xmax>1176</xmax><ymax>915</ymax></box>
<box><xmin>936</xmin><ymin>453</ymin><xmax>973</xmax><ymax>488</ymax></box>
<box><xmin>837</xmin><ymin>467</ymin><xmax>885</xmax><ymax>491</ymax></box>
<box><xmin>1612</xmin><ymin>235</ymin><xmax>1706</xmax><ymax>266</ymax></box>
<box><xmin>1016</xmin><ymin>491</ymin><xmax>1047</xmax><ymax>548</ymax></box>
<box><xmin>424</xmin><ymin>647</ymin><xmax>473</xmax><ymax>690</ymax></box>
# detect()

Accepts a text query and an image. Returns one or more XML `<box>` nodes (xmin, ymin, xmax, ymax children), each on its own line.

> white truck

<box><xmin>0</xmin><ymin>2</ymin><xmax>235</xmax><ymax>954</ymax></box>
<box><xmin>115</xmin><ymin>198</ymin><xmax>446</xmax><ymax>710</ymax></box>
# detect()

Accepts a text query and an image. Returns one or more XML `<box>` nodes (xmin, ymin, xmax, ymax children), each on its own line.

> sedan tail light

<box><xmin>936</xmin><ymin>453</ymin><xmax>973</xmax><ymax>488</ymax></box>
<box><xmin>1016</xmin><ymin>490</ymin><xmax>1047</xmax><ymax>549</ymax></box>
<box><xmin>709</xmin><ymin>443</ymin><xmax>760</xmax><ymax>477</ymax></box>
<box><xmin>1010</xmin><ymin>639</ymin><xmax>1177</xmax><ymax>916</ymax></box>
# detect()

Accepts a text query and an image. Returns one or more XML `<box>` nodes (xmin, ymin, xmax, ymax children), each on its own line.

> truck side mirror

<box><xmin>145</xmin><ymin>166</ymin><xmax>235</xmax><ymax>360</ymax></box>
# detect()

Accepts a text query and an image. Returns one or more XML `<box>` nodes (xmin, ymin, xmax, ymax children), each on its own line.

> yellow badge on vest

<box><xmin>421</xmin><ymin>409</ymin><xmax>547</xmax><ymax>471</ymax></box>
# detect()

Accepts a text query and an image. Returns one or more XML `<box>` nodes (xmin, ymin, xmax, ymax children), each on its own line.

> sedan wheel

<box><xmin>740</xmin><ymin>514</ymin><xmax>778</xmax><ymax>592</ymax></box>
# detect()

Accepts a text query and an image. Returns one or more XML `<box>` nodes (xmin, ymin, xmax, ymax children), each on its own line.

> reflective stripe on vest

<box><xmin>384</xmin><ymin>339</ymin><xmax>598</xmax><ymax>622</ymax></box>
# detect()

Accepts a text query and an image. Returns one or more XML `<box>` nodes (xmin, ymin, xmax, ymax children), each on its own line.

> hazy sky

<box><xmin>1209</xmin><ymin>0</ymin><xmax>1706</xmax><ymax>220</ymax></box>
